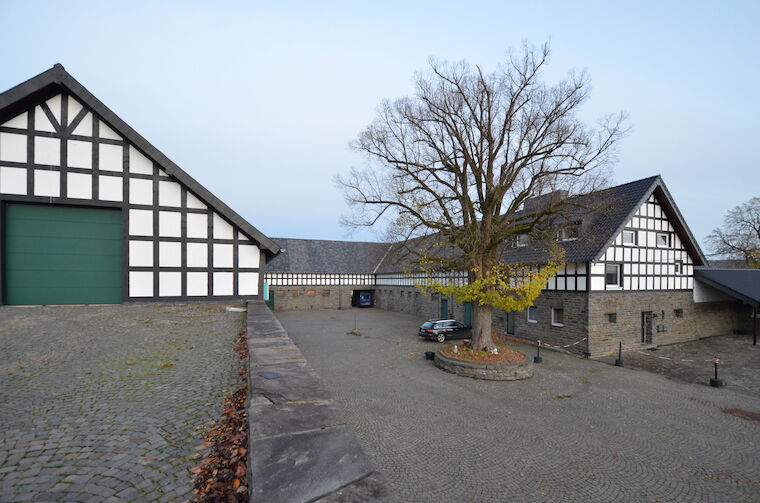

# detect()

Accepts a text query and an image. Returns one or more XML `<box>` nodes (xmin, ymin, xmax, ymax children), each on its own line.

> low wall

<box><xmin>434</xmin><ymin>349</ymin><xmax>533</xmax><ymax>380</ymax></box>
<box><xmin>245</xmin><ymin>301</ymin><xmax>393</xmax><ymax>502</ymax></box>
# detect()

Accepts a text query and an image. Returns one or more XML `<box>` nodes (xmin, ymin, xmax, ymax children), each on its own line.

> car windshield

<box><xmin>421</xmin><ymin>321</ymin><xmax>435</xmax><ymax>329</ymax></box>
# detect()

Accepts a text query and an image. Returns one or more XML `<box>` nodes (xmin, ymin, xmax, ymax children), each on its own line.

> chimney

<box><xmin>522</xmin><ymin>190</ymin><xmax>569</xmax><ymax>213</ymax></box>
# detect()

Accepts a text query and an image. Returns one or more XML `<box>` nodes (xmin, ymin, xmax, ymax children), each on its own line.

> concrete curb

<box><xmin>245</xmin><ymin>301</ymin><xmax>395</xmax><ymax>502</ymax></box>
<box><xmin>434</xmin><ymin>348</ymin><xmax>534</xmax><ymax>380</ymax></box>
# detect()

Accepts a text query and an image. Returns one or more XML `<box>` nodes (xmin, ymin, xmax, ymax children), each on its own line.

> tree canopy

<box><xmin>707</xmin><ymin>196</ymin><xmax>760</xmax><ymax>268</ymax></box>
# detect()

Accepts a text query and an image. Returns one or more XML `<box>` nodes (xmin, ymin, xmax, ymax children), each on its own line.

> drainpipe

<box><xmin>754</xmin><ymin>304</ymin><xmax>757</xmax><ymax>346</ymax></box>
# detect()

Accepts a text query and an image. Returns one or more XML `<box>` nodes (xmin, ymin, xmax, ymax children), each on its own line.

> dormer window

<box><xmin>557</xmin><ymin>226</ymin><xmax>579</xmax><ymax>241</ymax></box>
<box><xmin>516</xmin><ymin>234</ymin><xmax>529</xmax><ymax>247</ymax></box>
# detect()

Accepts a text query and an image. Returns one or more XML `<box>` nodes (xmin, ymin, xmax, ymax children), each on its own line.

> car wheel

<box><xmin>436</xmin><ymin>333</ymin><xmax>446</xmax><ymax>343</ymax></box>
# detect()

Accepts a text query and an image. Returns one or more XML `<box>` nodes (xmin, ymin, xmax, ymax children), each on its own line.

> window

<box><xmin>552</xmin><ymin>308</ymin><xmax>564</xmax><ymax>327</ymax></box>
<box><xmin>675</xmin><ymin>260</ymin><xmax>683</xmax><ymax>275</ymax></box>
<box><xmin>516</xmin><ymin>234</ymin><xmax>529</xmax><ymax>247</ymax></box>
<box><xmin>605</xmin><ymin>263</ymin><xmax>622</xmax><ymax>287</ymax></box>
<box><xmin>674</xmin><ymin>309</ymin><xmax>683</xmax><ymax>318</ymax></box>
<box><xmin>622</xmin><ymin>230</ymin><xmax>636</xmax><ymax>245</ymax></box>
<box><xmin>656</xmin><ymin>233</ymin><xmax>669</xmax><ymax>247</ymax></box>
<box><xmin>557</xmin><ymin>226</ymin><xmax>580</xmax><ymax>241</ymax></box>
<box><xmin>528</xmin><ymin>306</ymin><xmax>538</xmax><ymax>323</ymax></box>
<box><xmin>606</xmin><ymin>313</ymin><xmax>617</xmax><ymax>323</ymax></box>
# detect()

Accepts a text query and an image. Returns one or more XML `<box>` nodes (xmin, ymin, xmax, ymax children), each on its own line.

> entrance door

<box><xmin>441</xmin><ymin>298</ymin><xmax>448</xmax><ymax>319</ymax></box>
<box><xmin>463</xmin><ymin>302</ymin><xmax>472</xmax><ymax>326</ymax></box>
<box><xmin>641</xmin><ymin>311</ymin><xmax>653</xmax><ymax>344</ymax></box>
<box><xmin>507</xmin><ymin>312</ymin><xmax>515</xmax><ymax>335</ymax></box>
<box><xmin>4</xmin><ymin>203</ymin><xmax>123</xmax><ymax>305</ymax></box>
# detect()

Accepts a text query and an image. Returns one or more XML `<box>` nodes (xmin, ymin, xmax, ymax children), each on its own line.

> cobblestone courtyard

<box><xmin>0</xmin><ymin>304</ymin><xmax>245</xmax><ymax>503</ymax></box>
<box><xmin>279</xmin><ymin>308</ymin><xmax>760</xmax><ymax>503</ymax></box>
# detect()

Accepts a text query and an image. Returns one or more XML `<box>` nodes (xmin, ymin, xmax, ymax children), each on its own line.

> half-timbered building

<box><xmin>0</xmin><ymin>65</ymin><xmax>279</xmax><ymax>304</ymax></box>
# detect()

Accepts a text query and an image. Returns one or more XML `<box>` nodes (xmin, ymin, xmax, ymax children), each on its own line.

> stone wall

<box><xmin>588</xmin><ymin>291</ymin><xmax>738</xmax><ymax>355</ymax></box>
<box><xmin>374</xmin><ymin>286</ymin><xmax>465</xmax><ymax>322</ymax></box>
<box><xmin>270</xmin><ymin>286</ymin><xmax>370</xmax><ymax>311</ymax></box>
<box><xmin>496</xmin><ymin>291</ymin><xmax>590</xmax><ymax>356</ymax></box>
<box><xmin>737</xmin><ymin>304</ymin><xmax>758</xmax><ymax>335</ymax></box>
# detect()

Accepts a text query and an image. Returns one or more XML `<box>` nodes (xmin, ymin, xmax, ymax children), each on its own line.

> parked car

<box><xmin>418</xmin><ymin>319</ymin><xmax>471</xmax><ymax>343</ymax></box>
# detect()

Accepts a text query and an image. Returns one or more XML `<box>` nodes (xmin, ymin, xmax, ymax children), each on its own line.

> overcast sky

<box><xmin>2</xmin><ymin>1</ymin><xmax>758</xmax><ymax>250</ymax></box>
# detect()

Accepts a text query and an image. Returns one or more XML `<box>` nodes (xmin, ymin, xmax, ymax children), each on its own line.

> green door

<box><xmin>441</xmin><ymin>298</ymin><xmax>448</xmax><ymax>318</ymax></box>
<box><xmin>464</xmin><ymin>302</ymin><xmax>472</xmax><ymax>326</ymax></box>
<box><xmin>4</xmin><ymin>204</ymin><xmax>123</xmax><ymax>305</ymax></box>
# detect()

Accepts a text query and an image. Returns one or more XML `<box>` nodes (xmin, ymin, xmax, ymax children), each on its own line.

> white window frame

<box><xmin>605</xmin><ymin>263</ymin><xmax>622</xmax><ymax>288</ymax></box>
<box><xmin>675</xmin><ymin>260</ymin><xmax>683</xmax><ymax>275</ymax></box>
<box><xmin>622</xmin><ymin>230</ymin><xmax>636</xmax><ymax>246</ymax></box>
<box><xmin>551</xmin><ymin>307</ymin><xmax>564</xmax><ymax>327</ymax></box>
<box><xmin>656</xmin><ymin>232</ymin><xmax>669</xmax><ymax>247</ymax></box>
<box><xmin>527</xmin><ymin>306</ymin><xmax>538</xmax><ymax>323</ymax></box>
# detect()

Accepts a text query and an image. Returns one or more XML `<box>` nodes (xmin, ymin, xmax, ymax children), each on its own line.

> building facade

<box><xmin>0</xmin><ymin>65</ymin><xmax>278</xmax><ymax>305</ymax></box>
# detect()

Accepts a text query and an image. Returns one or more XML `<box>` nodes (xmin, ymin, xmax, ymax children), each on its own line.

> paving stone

<box><xmin>0</xmin><ymin>303</ymin><xmax>244</xmax><ymax>503</ymax></box>
<box><xmin>279</xmin><ymin>308</ymin><xmax>760</xmax><ymax>503</ymax></box>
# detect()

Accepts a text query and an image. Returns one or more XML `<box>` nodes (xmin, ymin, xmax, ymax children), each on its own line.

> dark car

<box><xmin>418</xmin><ymin>319</ymin><xmax>471</xmax><ymax>343</ymax></box>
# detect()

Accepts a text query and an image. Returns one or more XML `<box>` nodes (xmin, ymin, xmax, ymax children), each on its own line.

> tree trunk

<box><xmin>470</xmin><ymin>302</ymin><xmax>495</xmax><ymax>351</ymax></box>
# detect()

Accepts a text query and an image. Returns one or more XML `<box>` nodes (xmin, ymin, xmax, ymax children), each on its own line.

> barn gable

<box><xmin>0</xmin><ymin>64</ymin><xmax>278</xmax><ymax>304</ymax></box>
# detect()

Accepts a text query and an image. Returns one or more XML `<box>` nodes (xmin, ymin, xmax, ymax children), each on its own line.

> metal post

<box><xmin>710</xmin><ymin>355</ymin><xmax>724</xmax><ymax>387</ymax></box>
<box><xmin>753</xmin><ymin>305</ymin><xmax>757</xmax><ymax>346</ymax></box>
<box><xmin>615</xmin><ymin>341</ymin><xmax>624</xmax><ymax>367</ymax></box>
<box><xmin>534</xmin><ymin>340</ymin><xmax>542</xmax><ymax>364</ymax></box>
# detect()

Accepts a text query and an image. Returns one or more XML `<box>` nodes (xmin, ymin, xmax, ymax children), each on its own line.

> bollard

<box><xmin>614</xmin><ymin>341</ymin><xmax>624</xmax><ymax>367</ymax></box>
<box><xmin>534</xmin><ymin>340</ymin><xmax>542</xmax><ymax>364</ymax></box>
<box><xmin>709</xmin><ymin>355</ymin><xmax>724</xmax><ymax>387</ymax></box>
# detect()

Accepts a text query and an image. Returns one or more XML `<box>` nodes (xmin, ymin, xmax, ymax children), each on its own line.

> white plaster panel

<box><xmin>2</xmin><ymin>112</ymin><xmax>27</xmax><ymax>129</ymax></box>
<box><xmin>590</xmin><ymin>276</ymin><xmax>604</xmax><ymax>291</ymax></box>
<box><xmin>159</xmin><ymin>180</ymin><xmax>182</xmax><ymax>207</ymax></box>
<box><xmin>129</xmin><ymin>240</ymin><xmax>153</xmax><ymax>267</ymax></box>
<box><xmin>68</xmin><ymin>98</ymin><xmax>83</xmax><ymax>122</ymax></box>
<box><xmin>565</xmin><ymin>263</ymin><xmax>575</xmax><ymax>275</ymax></box>
<box><xmin>590</xmin><ymin>262</ymin><xmax>605</xmax><ymax>275</ymax></box>
<box><xmin>623</xmin><ymin>277</ymin><xmax>631</xmax><ymax>289</ymax></box>
<box><xmin>557</xmin><ymin>277</ymin><xmax>565</xmax><ymax>290</ymax></box>
<box><xmin>646</xmin><ymin>277</ymin><xmax>653</xmax><ymax>289</ymax></box>
<box><xmin>159</xmin><ymin>241</ymin><xmax>181</xmax><ymax>267</ymax></box>
<box><xmin>67</xmin><ymin>172</ymin><xmax>91</xmax><ymax>199</ymax></box>
<box><xmin>34</xmin><ymin>105</ymin><xmax>56</xmax><ymax>132</ymax></box>
<box><xmin>614</xmin><ymin>233</ymin><xmax>622</xmax><ymax>245</ymax></box>
<box><xmin>577</xmin><ymin>276</ymin><xmax>587</xmax><ymax>291</ymax></box>
<box><xmin>614</xmin><ymin>247</ymin><xmax>623</xmax><ymax>261</ymax></box>
<box><xmin>159</xmin><ymin>272</ymin><xmax>182</xmax><ymax>297</ymax></box>
<box><xmin>187</xmin><ymin>192</ymin><xmax>206</xmax><ymax>209</ymax></box>
<box><xmin>238</xmin><ymin>273</ymin><xmax>259</xmax><ymax>295</ymax></box>
<box><xmin>187</xmin><ymin>213</ymin><xmax>208</xmax><ymax>238</ymax></box>
<box><xmin>129</xmin><ymin>209</ymin><xmax>153</xmax><ymax>236</ymax></box>
<box><xmin>99</xmin><ymin>175</ymin><xmax>123</xmax><ymax>201</ymax></box>
<box><xmin>99</xmin><ymin>122</ymin><xmax>121</xmax><ymax>140</ymax></box>
<box><xmin>0</xmin><ymin>166</ymin><xmax>27</xmax><ymax>194</ymax></box>
<box><xmin>624</xmin><ymin>263</ymin><xmax>631</xmax><ymax>274</ymax></box>
<box><xmin>187</xmin><ymin>243</ymin><xmax>208</xmax><ymax>267</ymax></box>
<box><xmin>35</xmin><ymin>137</ymin><xmax>60</xmax><ymax>165</ymax></box>
<box><xmin>239</xmin><ymin>234</ymin><xmax>250</xmax><ymax>242</ymax></box>
<box><xmin>99</xmin><ymin>143</ymin><xmax>123</xmax><ymax>172</ymax></box>
<box><xmin>187</xmin><ymin>272</ymin><xmax>208</xmax><ymax>296</ymax></box>
<box><xmin>213</xmin><ymin>213</ymin><xmax>233</xmax><ymax>239</ymax></box>
<box><xmin>67</xmin><ymin>140</ymin><xmax>92</xmax><ymax>169</ymax></box>
<box><xmin>632</xmin><ymin>248</ymin><xmax>640</xmax><ymax>261</ymax></box>
<box><xmin>548</xmin><ymin>277</ymin><xmax>556</xmax><ymax>289</ymax></box>
<box><xmin>687</xmin><ymin>277</ymin><xmax>693</xmax><ymax>289</ymax></box>
<box><xmin>46</xmin><ymin>95</ymin><xmax>62</xmax><ymax>123</ymax></box>
<box><xmin>129</xmin><ymin>178</ymin><xmax>153</xmax><ymax>205</ymax></box>
<box><xmin>73</xmin><ymin>112</ymin><xmax>92</xmax><ymax>136</ymax></box>
<box><xmin>238</xmin><ymin>244</ymin><xmax>260</xmax><ymax>268</ymax></box>
<box><xmin>213</xmin><ymin>272</ymin><xmax>233</xmax><ymax>296</ymax></box>
<box><xmin>647</xmin><ymin>264</ymin><xmax>653</xmax><ymax>275</ymax></box>
<box><xmin>624</xmin><ymin>248</ymin><xmax>631</xmax><ymax>262</ymax></box>
<box><xmin>159</xmin><ymin>211</ymin><xmax>181</xmax><ymax>237</ymax></box>
<box><xmin>605</xmin><ymin>248</ymin><xmax>614</xmax><ymax>261</ymax></box>
<box><xmin>213</xmin><ymin>244</ymin><xmax>233</xmax><ymax>268</ymax></box>
<box><xmin>647</xmin><ymin>249</ymin><xmax>654</xmax><ymax>262</ymax></box>
<box><xmin>158</xmin><ymin>169</ymin><xmax>168</xmax><ymax>177</ymax></box>
<box><xmin>567</xmin><ymin>277</ymin><xmax>576</xmax><ymax>290</ymax></box>
<box><xmin>34</xmin><ymin>169</ymin><xmax>60</xmax><ymax>197</ymax></box>
<box><xmin>129</xmin><ymin>271</ymin><xmax>153</xmax><ymax>297</ymax></box>
<box><xmin>129</xmin><ymin>146</ymin><xmax>153</xmax><ymax>174</ymax></box>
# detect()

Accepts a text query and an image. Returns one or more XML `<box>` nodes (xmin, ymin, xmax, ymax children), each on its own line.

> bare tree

<box><xmin>707</xmin><ymin>196</ymin><xmax>760</xmax><ymax>268</ymax></box>
<box><xmin>337</xmin><ymin>43</ymin><xmax>627</xmax><ymax>350</ymax></box>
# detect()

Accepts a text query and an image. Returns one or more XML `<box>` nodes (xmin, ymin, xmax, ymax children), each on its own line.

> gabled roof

<box><xmin>500</xmin><ymin>175</ymin><xmax>707</xmax><ymax>266</ymax></box>
<box><xmin>695</xmin><ymin>268</ymin><xmax>760</xmax><ymax>306</ymax></box>
<box><xmin>0</xmin><ymin>64</ymin><xmax>280</xmax><ymax>259</ymax></box>
<box><xmin>267</xmin><ymin>238</ymin><xmax>390</xmax><ymax>274</ymax></box>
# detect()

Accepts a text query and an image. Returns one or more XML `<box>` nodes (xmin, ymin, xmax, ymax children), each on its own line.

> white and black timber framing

<box><xmin>0</xmin><ymin>64</ymin><xmax>279</xmax><ymax>304</ymax></box>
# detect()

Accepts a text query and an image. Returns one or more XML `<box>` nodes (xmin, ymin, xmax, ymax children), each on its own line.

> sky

<box><xmin>1</xmin><ymin>1</ymin><xmax>758</xmax><ymax>251</ymax></box>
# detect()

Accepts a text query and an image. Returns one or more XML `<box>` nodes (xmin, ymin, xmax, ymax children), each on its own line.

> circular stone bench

<box><xmin>434</xmin><ymin>348</ymin><xmax>534</xmax><ymax>380</ymax></box>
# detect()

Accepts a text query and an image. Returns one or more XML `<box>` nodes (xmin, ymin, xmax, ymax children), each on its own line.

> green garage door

<box><xmin>4</xmin><ymin>204</ymin><xmax>123</xmax><ymax>305</ymax></box>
